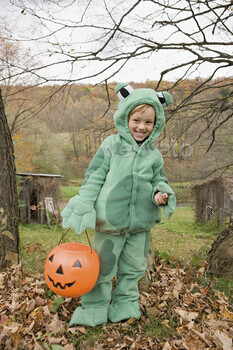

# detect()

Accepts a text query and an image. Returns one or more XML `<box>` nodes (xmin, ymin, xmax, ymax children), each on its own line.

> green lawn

<box><xmin>170</xmin><ymin>182</ymin><xmax>194</xmax><ymax>203</ymax></box>
<box><xmin>59</xmin><ymin>182</ymin><xmax>194</xmax><ymax>203</ymax></box>
<box><xmin>19</xmin><ymin>223</ymin><xmax>94</xmax><ymax>274</ymax></box>
<box><xmin>19</xmin><ymin>205</ymin><xmax>223</xmax><ymax>274</ymax></box>
<box><xmin>151</xmin><ymin>205</ymin><xmax>222</xmax><ymax>260</ymax></box>
<box><xmin>59</xmin><ymin>185</ymin><xmax>81</xmax><ymax>201</ymax></box>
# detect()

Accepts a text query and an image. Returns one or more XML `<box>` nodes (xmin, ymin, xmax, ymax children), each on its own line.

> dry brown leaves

<box><xmin>0</xmin><ymin>264</ymin><xmax>79</xmax><ymax>349</ymax></box>
<box><xmin>0</xmin><ymin>257</ymin><xmax>233</xmax><ymax>350</ymax></box>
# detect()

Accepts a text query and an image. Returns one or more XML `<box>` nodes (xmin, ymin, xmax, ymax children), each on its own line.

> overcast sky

<box><xmin>1</xmin><ymin>0</ymin><xmax>232</xmax><ymax>84</ymax></box>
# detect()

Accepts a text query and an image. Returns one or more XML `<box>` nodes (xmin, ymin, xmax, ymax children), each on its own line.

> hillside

<box><xmin>2</xmin><ymin>78</ymin><xmax>233</xmax><ymax>182</ymax></box>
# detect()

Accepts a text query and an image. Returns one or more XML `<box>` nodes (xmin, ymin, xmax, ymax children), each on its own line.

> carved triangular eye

<box><xmin>56</xmin><ymin>265</ymin><xmax>64</xmax><ymax>275</ymax></box>
<box><xmin>49</xmin><ymin>254</ymin><xmax>54</xmax><ymax>262</ymax></box>
<box><xmin>73</xmin><ymin>259</ymin><xmax>82</xmax><ymax>268</ymax></box>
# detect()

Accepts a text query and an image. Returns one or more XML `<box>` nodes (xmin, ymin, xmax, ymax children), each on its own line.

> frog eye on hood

<box><xmin>156</xmin><ymin>91</ymin><xmax>173</xmax><ymax>108</ymax></box>
<box><xmin>115</xmin><ymin>83</ymin><xmax>134</xmax><ymax>101</ymax></box>
<box><xmin>114</xmin><ymin>82</ymin><xmax>173</xmax><ymax>107</ymax></box>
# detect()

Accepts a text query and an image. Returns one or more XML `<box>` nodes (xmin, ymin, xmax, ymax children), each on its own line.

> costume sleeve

<box><xmin>61</xmin><ymin>138</ymin><xmax>111</xmax><ymax>234</ymax></box>
<box><xmin>151</xmin><ymin>163</ymin><xmax>176</xmax><ymax>219</ymax></box>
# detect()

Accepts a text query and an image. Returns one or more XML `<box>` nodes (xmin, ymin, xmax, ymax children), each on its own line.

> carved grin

<box><xmin>48</xmin><ymin>275</ymin><xmax>76</xmax><ymax>290</ymax></box>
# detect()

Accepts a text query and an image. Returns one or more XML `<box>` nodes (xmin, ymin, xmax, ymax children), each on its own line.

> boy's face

<box><xmin>128</xmin><ymin>106</ymin><xmax>156</xmax><ymax>142</ymax></box>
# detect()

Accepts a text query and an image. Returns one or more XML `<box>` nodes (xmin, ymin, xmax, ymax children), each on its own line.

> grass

<box><xmin>170</xmin><ymin>182</ymin><xmax>194</xmax><ymax>203</ymax></box>
<box><xmin>59</xmin><ymin>185</ymin><xmax>81</xmax><ymax>202</ymax></box>
<box><xmin>70</xmin><ymin>327</ymin><xmax>102</xmax><ymax>348</ymax></box>
<box><xmin>151</xmin><ymin>206</ymin><xmax>223</xmax><ymax>260</ymax></box>
<box><xmin>19</xmin><ymin>223</ymin><xmax>94</xmax><ymax>274</ymax></box>
<box><xmin>144</xmin><ymin>317</ymin><xmax>176</xmax><ymax>339</ymax></box>
<box><xmin>211</xmin><ymin>277</ymin><xmax>233</xmax><ymax>304</ymax></box>
<box><xmin>59</xmin><ymin>182</ymin><xmax>195</xmax><ymax>203</ymax></box>
<box><xmin>31</xmin><ymin>183</ymin><xmax>224</xmax><ymax>272</ymax></box>
<box><xmin>19</xmin><ymin>206</ymin><xmax>223</xmax><ymax>274</ymax></box>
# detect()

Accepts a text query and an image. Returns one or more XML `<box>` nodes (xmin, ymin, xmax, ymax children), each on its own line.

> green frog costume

<box><xmin>61</xmin><ymin>83</ymin><xmax>176</xmax><ymax>326</ymax></box>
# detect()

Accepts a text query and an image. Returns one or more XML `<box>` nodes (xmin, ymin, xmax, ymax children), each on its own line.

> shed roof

<box><xmin>16</xmin><ymin>173</ymin><xmax>63</xmax><ymax>178</ymax></box>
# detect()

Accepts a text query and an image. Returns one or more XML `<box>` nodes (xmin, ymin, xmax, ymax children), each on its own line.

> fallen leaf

<box><xmin>220</xmin><ymin>304</ymin><xmax>233</xmax><ymax>321</ymax></box>
<box><xmin>33</xmin><ymin>342</ymin><xmax>44</xmax><ymax>350</ymax></box>
<box><xmin>47</xmin><ymin>335</ymin><xmax>66</xmax><ymax>344</ymax></box>
<box><xmin>162</xmin><ymin>320</ymin><xmax>174</xmax><ymax>331</ymax></box>
<box><xmin>213</xmin><ymin>330</ymin><xmax>233</xmax><ymax>350</ymax></box>
<box><xmin>175</xmin><ymin>309</ymin><xmax>199</xmax><ymax>322</ymax></box>
<box><xmin>158</xmin><ymin>301</ymin><xmax>167</xmax><ymax>310</ymax></box>
<box><xmin>36</xmin><ymin>296</ymin><xmax>46</xmax><ymax>306</ymax></box>
<box><xmin>43</xmin><ymin>305</ymin><xmax>52</xmax><ymax>318</ymax></box>
<box><xmin>47</xmin><ymin>313</ymin><xmax>64</xmax><ymax>332</ymax></box>
<box><xmin>26</xmin><ymin>299</ymin><xmax>36</xmax><ymax>313</ymax></box>
<box><xmin>28</xmin><ymin>306</ymin><xmax>43</xmax><ymax>330</ymax></box>
<box><xmin>162</xmin><ymin>341</ymin><xmax>171</xmax><ymax>350</ymax></box>
<box><xmin>198</xmin><ymin>267</ymin><xmax>205</xmax><ymax>275</ymax></box>
<box><xmin>64</xmin><ymin>345</ymin><xmax>75</xmax><ymax>350</ymax></box>
<box><xmin>192</xmin><ymin>329</ymin><xmax>212</xmax><ymax>347</ymax></box>
<box><xmin>11</xmin><ymin>328</ymin><xmax>20</xmax><ymax>349</ymax></box>
<box><xmin>5</xmin><ymin>251</ymin><xmax>18</xmax><ymax>264</ymax></box>
<box><xmin>185</xmin><ymin>334</ymin><xmax>206</xmax><ymax>350</ymax></box>
<box><xmin>0</xmin><ymin>314</ymin><xmax>8</xmax><ymax>325</ymax></box>
<box><xmin>1</xmin><ymin>213</ymin><xmax>7</xmax><ymax>224</ymax></box>
<box><xmin>76</xmin><ymin>326</ymin><xmax>87</xmax><ymax>334</ymax></box>
<box><xmin>173</xmin><ymin>279</ymin><xmax>183</xmax><ymax>299</ymax></box>
<box><xmin>2</xmin><ymin>231</ymin><xmax>15</xmax><ymax>240</ymax></box>
<box><xmin>26</xmin><ymin>243</ymin><xmax>42</xmax><ymax>253</ymax></box>
<box><xmin>0</xmin><ymin>273</ymin><xmax>5</xmax><ymax>289</ymax></box>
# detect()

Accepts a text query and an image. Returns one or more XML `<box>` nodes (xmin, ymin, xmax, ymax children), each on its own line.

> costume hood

<box><xmin>114</xmin><ymin>83</ymin><xmax>172</xmax><ymax>146</ymax></box>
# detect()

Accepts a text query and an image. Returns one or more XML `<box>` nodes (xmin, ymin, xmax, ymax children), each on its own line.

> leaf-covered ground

<box><xmin>0</xmin><ymin>256</ymin><xmax>233</xmax><ymax>350</ymax></box>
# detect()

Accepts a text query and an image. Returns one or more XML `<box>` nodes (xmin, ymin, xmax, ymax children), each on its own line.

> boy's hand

<box><xmin>154</xmin><ymin>192</ymin><xmax>168</xmax><ymax>205</ymax></box>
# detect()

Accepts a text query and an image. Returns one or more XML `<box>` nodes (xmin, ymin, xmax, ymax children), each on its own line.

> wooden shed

<box><xmin>192</xmin><ymin>176</ymin><xmax>233</xmax><ymax>226</ymax></box>
<box><xmin>17</xmin><ymin>173</ymin><xmax>63</xmax><ymax>225</ymax></box>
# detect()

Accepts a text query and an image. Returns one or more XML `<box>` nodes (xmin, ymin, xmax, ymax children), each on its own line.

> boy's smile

<box><xmin>128</xmin><ymin>106</ymin><xmax>156</xmax><ymax>142</ymax></box>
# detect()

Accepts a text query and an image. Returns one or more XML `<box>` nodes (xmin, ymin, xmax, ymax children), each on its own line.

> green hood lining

<box><xmin>114</xmin><ymin>96</ymin><xmax>165</xmax><ymax>147</ymax></box>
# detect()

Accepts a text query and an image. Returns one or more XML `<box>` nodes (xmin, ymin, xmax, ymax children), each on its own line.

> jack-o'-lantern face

<box><xmin>44</xmin><ymin>242</ymin><xmax>99</xmax><ymax>298</ymax></box>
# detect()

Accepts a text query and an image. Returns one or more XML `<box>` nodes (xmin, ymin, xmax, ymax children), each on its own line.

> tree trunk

<box><xmin>207</xmin><ymin>221</ymin><xmax>233</xmax><ymax>278</ymax></box>
<box><xmin>0</xmin><ymin>89</ymin><xmax>19</xmax><ymax>268</ymax></box>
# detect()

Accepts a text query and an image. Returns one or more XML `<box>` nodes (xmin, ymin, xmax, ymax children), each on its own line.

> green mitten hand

<box><xmin>61</xmin><ymin>195</ymin><xmax>96</xmax><ymax>234</ymax></box>
<box><xmin>152</xmin><ymin>182</ymin><xmax>176</xmax><ymax>219</ymax></box>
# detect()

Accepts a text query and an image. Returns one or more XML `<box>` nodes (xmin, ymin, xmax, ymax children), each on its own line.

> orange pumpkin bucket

<box><xmin>44</xmin><ymin>242</ymin><xmax>100</xmax><ymax>298</ymax></box>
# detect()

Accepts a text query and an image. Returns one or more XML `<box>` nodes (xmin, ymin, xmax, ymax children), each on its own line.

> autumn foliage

<box><xmin>13</xmin><ymin>133</ymin><xmax>35</xmax><ymax>173</ymax></box>
<box><xmin>2</xmin><ymin>77</ymin><xmax>232</xmax><ymax>181</ymax></box>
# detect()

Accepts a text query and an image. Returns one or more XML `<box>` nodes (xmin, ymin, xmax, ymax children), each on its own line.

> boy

<box><xmin>62</xmin><ymin>83</ymin><xmax>176</xmax><ymax>326</ymax></box>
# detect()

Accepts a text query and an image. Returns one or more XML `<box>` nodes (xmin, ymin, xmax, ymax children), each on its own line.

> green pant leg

<box><xmin>82</xmin><ymin>231</ymin><xmax>126</xmax><ymax>307</ymax></box>
<box><xmin>108</xmin><ymin>230</ymin><xmax>151</xmax><ymax>323</ymax></box>
<box><xmin>70</xmin><ymin>231</ymin><xmax>126</xmax><ymax>326</ymax></box>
